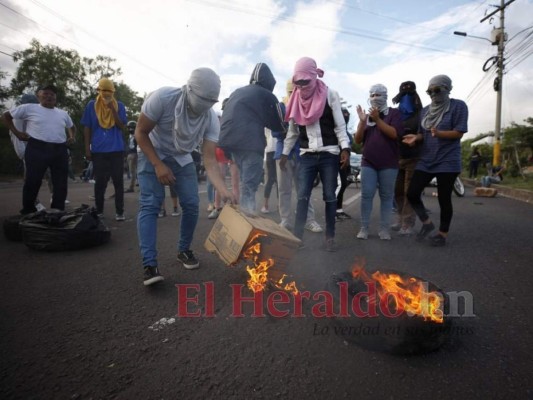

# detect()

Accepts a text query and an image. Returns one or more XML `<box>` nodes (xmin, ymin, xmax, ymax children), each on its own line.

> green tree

<box><xmin>0</xmin><ymin>69</ymin><xmax>10</xmax><ymax>109</ymax></box>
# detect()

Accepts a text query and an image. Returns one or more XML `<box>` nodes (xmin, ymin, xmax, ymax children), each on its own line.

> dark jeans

<box><xmin>336</xmin><ymin>165</ymin><xmax>351</xmax><ymax>210</ymax></box>
<box><xmin>263</xmin><ymin>151</ymin><xmax>277</xmax><ymax>199</ymax></box>
<box><xmin>22</xmin><ymin>138</ymin><xmax>68</xmax><ymax>214</ymax></box>
<box><xmin>92</xmin><ymin>151</ymin><xmax>124</xmax><ymax>214</ymax></box>
<box><xmin>294</xmin><ymin>152</ymin><xmax>339</xmax><ymax>239</ymax></box>
<box><xmin>407</xmin><ymin>170</ymin><xmax>458</xmax><ymax>233</ymax></box>
<box><xmin>469</xmin><ymin>161</ymin><xmax>479</xmax><ymax>178</ymax></box>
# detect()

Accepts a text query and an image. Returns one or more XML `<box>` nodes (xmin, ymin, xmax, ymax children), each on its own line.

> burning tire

<box><xmin>326</xmin><ymin>270</ymin><xmax>453</xmax><ymax>355</ymax></box>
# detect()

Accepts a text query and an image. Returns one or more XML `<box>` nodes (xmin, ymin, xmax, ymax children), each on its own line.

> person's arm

<box><xmin>279</xmin><ymin>120</ymin><xmax>299</xmax><ymax>171</ymax></box>
<box><xmin>354</xmin><ymin>105</ymin><xmax>367</xmax><ymax>145</ymax></box>
<box><xmin>369</xmin><ymin>107</ymin><xmax>397</xmax><ymax>140</ymax></box>
<box><xmin>429</xmin><ymin>128</ymin><xmax>464</xmax><ymax>140</ymax></box>
<box><xmin>2</xmin><ymin>111</ymin><xmax>30</xmax><ymax>141</ymax></box>
<box><xmin>134</xmin><ymin>112</ymin><xmax>175</xmax><ymax>185</ymax></box>
<box><xmin>66</xmin><ymin>125</ymin><xmax>76</xmax><ymax>145</ymax></box>
<box><xmin>109</xmin><ymin>101</ymin><xmax>126</xmax><ymax>130</ymax></box>
<box><xmin>202</xmin><ymin>139</ymin><xmax>237</xmax><ymax>204</ymax></box>
<box><xmin>402</xmin><ymin>133</ymin><xmax>424</xmax><ymax>147</ymax></box>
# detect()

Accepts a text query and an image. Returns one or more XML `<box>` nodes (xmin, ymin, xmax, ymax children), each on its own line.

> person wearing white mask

<box><xmin>354</xmin><ymin>84</ymin><xmax>403</xmax><ymax>240</ymax></box>
<box><xmin>134</xmin><ymin>67</ymin><xmax>237</xmax><ymax>285</ymax></box>
<box><xmin>403</xmin><ymin>74</ymin><xmax>468</xmax><ymax>247</ymax></box>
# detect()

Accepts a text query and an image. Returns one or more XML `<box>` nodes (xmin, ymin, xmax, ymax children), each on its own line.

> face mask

<box><xmin>429</xmin><ymin>91</ymin><xmax>448</xmax><ymax>104</ymax></box>
<box><xmin>399</xmin><ymin>94</ymin><xmax>414</xmax><ymax>115</ymax></box>
<box><xmin>369</xmin><ymin>95</ymin><xmax>387</xmax><ymax>110</ymax></box>
<box><xmin>187</xmin><ymin>91</ymin><xmax>216</xmax><ymax>116</ymax></box>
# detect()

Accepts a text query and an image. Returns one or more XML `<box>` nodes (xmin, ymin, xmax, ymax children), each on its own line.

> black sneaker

<box><xmin>416</xmin><ymin>222</ymin><xmax>435</xmax><ymax>241</ymax></box>
<box><xmin>335</xmin><ymin>211</ymin><xmax>352</xmax><ymax>220</ymax></box>
<box><xmin>177</xmin><ymin>250</ymin><xmax>200</xmax><ymax>270</ymax></box>
<box><xmin>324</xmin><ymin>238</ymin><xmax>338</xmax><ymax>252</ymax></box>
<box><xmin>143</xmin><ymin>266</ymin><xmax>164</xmax><ymax>286</ymax></box>
<box><xmin>429</xmin><ymin>234</ymin><xmax>446</xmax><ymax>247</ymax></box>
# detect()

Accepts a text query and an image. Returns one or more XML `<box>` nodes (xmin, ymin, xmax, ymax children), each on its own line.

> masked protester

<box><xmin>403</xmin><ymin>74</ymin><xmax>468</xmax><ymax>247</ymax></box>
<box><xmin>355</xmin><ymin>84</ymin><xmax>403</xmax><ymax>241</ymax></box>
<box><xmin>390</xmin><ymin>81</ymin><xmax>423</xmax><ymax>236</ymax></box>
<box><xmin>280</xmin><ymin>57</ymin><xmax>350</xmax><ymax>252</ymax></box>
<box><xmin>218</xmin><ymin>63</ymin><xmax>286</xmax><ymax>215</ymax></box>
<box><xmin>134</xmin><ymin>67</ymin><xmax>236</xmax><ymax>286</ymax></box>
<box><xmin>82</xmin><ymin>78</ymin><xmax>127</xmax><ymax>221</ymax></box>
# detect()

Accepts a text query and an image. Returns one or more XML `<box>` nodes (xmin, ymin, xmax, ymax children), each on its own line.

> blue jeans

<box><xmin>294</xmin><ymin>152</ymin><xmax>339</xmax><ymax>239</ymax></box>
<box><xmin>231</xmin><ymin>150</ymin><xmax>264</xmax><ymax>214</ymax></box>
<box><xmin>360</xmin><ymin>166</ymin><xmax>398</xmax><ymax>231</ymax></box>
<box><xmin>137</xmin><ymin>153</ymin><xmax>199</xmax><ymax>267</ymax></box>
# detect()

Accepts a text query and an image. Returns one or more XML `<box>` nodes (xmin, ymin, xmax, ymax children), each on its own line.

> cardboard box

<box><xmin>205</xmin><ymin>205</ymin><xmax>301</xmax><ymax>270</ymax></box>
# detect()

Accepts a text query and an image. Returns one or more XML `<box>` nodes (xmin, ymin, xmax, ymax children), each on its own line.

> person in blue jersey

<box><xmin>81</xmin><ymin>78</ymin><xmax>127</xmax><ymax>221</ymax></box>
<box><xmin>404</xmin><ymin>75</ymin><xmax>468</xmax><ymax>247</ymax></box>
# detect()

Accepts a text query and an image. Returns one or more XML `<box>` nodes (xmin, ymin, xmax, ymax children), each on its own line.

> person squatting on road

<box><xmin>134</xmin><ymin>67</ymin><xmax>236</xmax><ymax>286</ymax></box>
<box><xmin>280</xmin><ymin>57</ymin><xmax>350</xmax><ymax>252</ymax></box>
<box><xmin>218</xmin><ymin>62</ymin><xmax>286</xmax><ymax>215</ymax></box>
<box><xmin>81</xmin><ymin>78</ymin><xmax>127</xmax><ymax>221</ymax></box>
<box><xmin>2</xmin><ymin>84</ymin><xmax>76</xmax><ymax>214</ymax></box>
<box><xmin>404</xmin><ymin>74</ymin><xmax>469</xmax><ymax>247</ymax></box>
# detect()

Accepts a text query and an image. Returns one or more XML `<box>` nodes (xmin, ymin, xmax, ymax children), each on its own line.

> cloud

<box><xmin>1</xmin><ymin>0</ymin><xmax>532</xmax><ymax>138</ymax></box>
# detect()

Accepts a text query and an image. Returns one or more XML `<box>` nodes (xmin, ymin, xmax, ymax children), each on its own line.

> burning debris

<box><xmin>243</xmin><ymin>232</ymin><xmax>299</xmax><ymax>294</ymax></box>
<box><xmin>326</xmin><ymin>260</ymin><xmax>452</xmax><ymax>355</ymax></box>
<box><xmin>205</xmin><ymin>205</ymin><xmax>301</xmax><ymax>294</ymax></box>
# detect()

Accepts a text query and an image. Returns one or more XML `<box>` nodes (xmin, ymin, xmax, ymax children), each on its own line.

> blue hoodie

<box><xmin>219</xmin><ymin>63</ymin><xmax>285</xmax><ymax>154</ymax></box>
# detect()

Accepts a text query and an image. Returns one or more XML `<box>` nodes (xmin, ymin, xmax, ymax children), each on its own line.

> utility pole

<box><xmin>480</xmin><ymin>0</ymin><xmax>515</xmax><ymax>167</ymax></box>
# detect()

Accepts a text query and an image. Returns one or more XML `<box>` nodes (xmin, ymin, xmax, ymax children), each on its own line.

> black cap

<box><xmin>37</xmin><ymin>84</ymin><xmax>58</xmax><ymax>94</ymax></box>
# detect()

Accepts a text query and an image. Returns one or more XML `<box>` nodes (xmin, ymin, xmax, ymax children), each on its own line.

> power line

<box><xmin>189</xmin><ymin>0</ymin><xmax>482</xmax><ymax>60</ymax></box>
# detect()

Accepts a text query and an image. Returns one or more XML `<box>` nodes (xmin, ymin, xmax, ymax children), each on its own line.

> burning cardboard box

<box><xmin>204</xmin><ymin>205</ymin><xmax>301</xmax><ymax>272</ymax></box>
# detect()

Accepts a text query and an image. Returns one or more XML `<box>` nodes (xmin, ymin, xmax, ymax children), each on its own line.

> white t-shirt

<box><xmin>10</xmin><ymin>104</ymin><xmax>74</xmax><ymax>144</ymax></box>
<box><xmin>9</xmin><ymin>112</ymin><xmax>28</xmax><ymax>159</ymax></box>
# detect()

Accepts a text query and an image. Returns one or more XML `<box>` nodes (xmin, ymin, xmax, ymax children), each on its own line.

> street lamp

<box><xmin>454</xmin><ymin>25</ymin><xmax>506</xmax><ymax>167</ymax></box>
<box><xmin>453</xmin><ymin>31</ymin><xmax>494</xmax><ymax>44</ymax></box>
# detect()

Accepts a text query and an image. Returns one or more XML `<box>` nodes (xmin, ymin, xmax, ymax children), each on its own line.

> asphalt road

<box><xmin>1</xmin><ymin>177</ymin><xmax>532</xmax><ymax>399</ymax></box>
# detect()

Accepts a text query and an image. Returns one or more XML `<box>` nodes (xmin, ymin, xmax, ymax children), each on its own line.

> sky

<box><xmin>1</xmin><ymin>0</ymin><xmax>532</xmax><ymax>140</ymax></box>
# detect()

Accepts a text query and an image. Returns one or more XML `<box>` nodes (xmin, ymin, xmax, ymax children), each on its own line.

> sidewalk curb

<box><xmin>463</xmin><ymin>178</ymin><xmax>533</xmax><ymax>204</ymax></box>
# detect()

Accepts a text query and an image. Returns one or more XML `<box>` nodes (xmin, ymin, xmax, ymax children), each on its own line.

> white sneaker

<box><xmin>305</xmin><ymin>221</ymin><xmax>323</xmax><ymax>233</ymax></box>
<box><xmin>357</xmin><ymin>227</ymin><xmax>369</xmax><ymax>240</ymax></box>
<box><xmin>115</xmin><ymin>214</ymin><xmax>125</xmax><ymax>221</ymax></box>
<box><xmin>260</xmin><ymin>206</ymin><xmax>270</xmax><ymax>214</ymax></box>
<box><xmin>378</xmin><ymin>230</ymin><xmax>391</xmax><ymax>240</ymax></box>
<box><xmin>171</xmin><ymin>208</ymin><xmax>181</xmax><ymax>217</ymax></box>
<box><xmin>208</xmin><ymin>208</ymin><xmax>221</xmax><ymax>219</ymax></box>
<box><xmin>279</xmin><ymin>219</ymin><xmax>292</xmax><ymax>230</ymax></box>
<box><xmin>399</xmin><ymin>227</ymin><xmax>414</xmax><ymax>236</ymax></box>
<box><xmin>35</xmin><ymin>203</ymin><xmax>46</xmax><ymax>212</ymax></box>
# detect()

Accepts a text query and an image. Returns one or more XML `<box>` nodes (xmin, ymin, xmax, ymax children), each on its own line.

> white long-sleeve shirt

<box><xmin>282</xmin><ymin>88</ymin><xmax>349</xmax><ymax>156</ymax></box>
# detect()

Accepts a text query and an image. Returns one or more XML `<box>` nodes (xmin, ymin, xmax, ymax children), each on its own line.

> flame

<box><xmin>351</xmin><ymin>259</ymin><xmax>444</xmax><ymax>324</ymax></box>
<box><xmin>243</xmin><ymin>233</ymin><xmax>299</xmax><ymax>294</ymax></box>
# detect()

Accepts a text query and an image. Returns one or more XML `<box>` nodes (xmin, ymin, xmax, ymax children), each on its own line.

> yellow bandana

<box><xmin>94</xmin><ymin>78</ymin><xmax>118</xmax><ymax>129</ymax></box>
